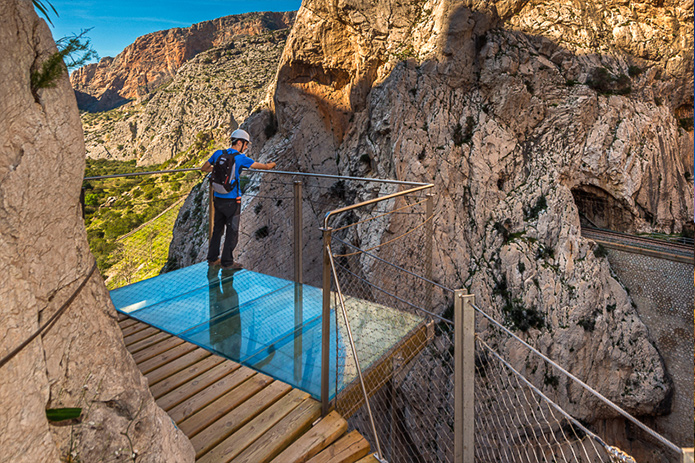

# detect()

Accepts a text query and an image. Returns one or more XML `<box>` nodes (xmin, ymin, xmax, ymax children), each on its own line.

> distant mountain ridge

<box><xmin>71</xmin><ymin>11</ymin><xmax>296</xmax><ymax>112</ymax></box>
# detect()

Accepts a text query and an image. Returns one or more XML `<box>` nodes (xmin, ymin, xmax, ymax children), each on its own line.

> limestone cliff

<box><xmin>78</xmin><ymin>20</ymin><xmax>290</xmax><ymax>166</ymax></box>
<box><xmin>0</xmin><ymin>1</ymin><xmax>194</xmax><ymax>461</ymax></box>
<box><xmin>71</xmin><ymin>11</ymin><xmax>295</xmax><ymax>112</ymax></box>
<box><xmin>235</xmin><ymin>0</ymin><xmax>691</xmax><ymax>430</ymax></box>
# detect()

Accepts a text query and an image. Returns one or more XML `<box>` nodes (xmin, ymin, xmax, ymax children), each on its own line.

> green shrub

<box><xmin>577</xmin><ymin>316</ymin><xmax>595</xmax><ymax>331</ymax></box>
<box><xmin>593</xmin><ymin>243</ymin><xmax>608</xmax><ymax>258</ymax></box>
<box><xmin>255</xmin><ymin>226</ymin><xmax>269</xmax><ymax>239</ymax></box>
<box><xmin>84</xmin><ymin>193</ymin><xmax>99</xmax><ymax>206</ymax></box>
<box><xmin>524</xmin><ymin>194</ymin><xmax>547</xmax><ymax>221</ymax></box>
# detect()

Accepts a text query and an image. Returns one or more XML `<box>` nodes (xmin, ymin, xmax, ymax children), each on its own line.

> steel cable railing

<box><xmin>83</xmin><ymin>167</ymin><xmax>688</xmax><ymax>462</ymax></box>
<box><xmin>320</xmin><ymin>185</ymin><xmax>685</xmax><ymax>462</ymax></box>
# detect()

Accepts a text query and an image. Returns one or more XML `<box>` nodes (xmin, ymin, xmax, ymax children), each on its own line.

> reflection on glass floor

<box><xmin>110</xmin><ymin>262</ymin><xmax>425</xmax><ymax>400</ymax></box>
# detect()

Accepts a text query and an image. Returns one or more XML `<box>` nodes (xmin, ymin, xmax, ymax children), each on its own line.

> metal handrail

<box><xmin>247</xmin><ymin>169</ymin><xmax>432</xmax><ymax>187</ymax></box>
<box><xmin>83</xmin><ymin>167</ymin><xmax>201</xmax><ymax>181</ymax></box>
<box><xmin>323</xmin><ymin>182</ymin><xmax>434</xmax><ymax>229</ymax></box>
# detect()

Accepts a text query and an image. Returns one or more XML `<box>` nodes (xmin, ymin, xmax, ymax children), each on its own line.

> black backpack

<box><xmin>211</xmin><ymin>150</ymin><xmax>238</xmax><ymax>195</ymax></box>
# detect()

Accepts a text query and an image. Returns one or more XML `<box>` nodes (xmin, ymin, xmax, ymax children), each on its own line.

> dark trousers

<box><xmin>207</xmin><ymin>197</ymin><xmax>240</xmax><ymax>266</ymax></box>
<box><xmin>207</xmin><ymin>267</ymin><xmax>241</xmax><ymax>359</ymax></box>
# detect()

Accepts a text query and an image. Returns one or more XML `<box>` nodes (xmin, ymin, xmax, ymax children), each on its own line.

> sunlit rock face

<box><xmin>71</xmin><ymin>11</ymin><xmax>296</xmax><ymax>112</ymax></box>
<box><xmin>74</xmin><ymin>15</ymin><xmax>293</xmax><ymax>166</ymax></box>
<box><xmin>0</xmin><ymin>1</ymin><xmax>194</xmax><ymax>461</ymax></box>
<box><xmin>237</xmin><ymin>0</ymin><xmax>692</xmax><ymax>428</ymax></box>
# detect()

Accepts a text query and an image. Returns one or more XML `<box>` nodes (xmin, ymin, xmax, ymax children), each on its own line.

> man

<box><xmin>201</xmin><ymin>129</ymin><xmax>276</xmax><ymax>269</ymax></box>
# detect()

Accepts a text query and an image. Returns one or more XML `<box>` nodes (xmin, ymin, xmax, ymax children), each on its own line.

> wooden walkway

<box><xmin>118</xmin><ymin>313</ymin><xmax>378</xmax><ymax>463</ymax></box>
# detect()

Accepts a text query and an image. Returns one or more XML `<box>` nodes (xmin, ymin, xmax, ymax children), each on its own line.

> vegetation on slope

<box><xmin>83</xmin><ymin>130</ymin><xmax>223</xmax><ymax>286</ymax></box>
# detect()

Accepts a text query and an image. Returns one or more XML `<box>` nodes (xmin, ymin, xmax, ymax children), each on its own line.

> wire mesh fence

<box><xmin>473</xmin><ymin>303</ymin><xmax>685</xmax><ymax>463</ymax></box>
<box><xmin>106</xmin><ymin>199</ymin><xmax>185</xmax><ymax>289</ymax></box>
<box><xmin>322</xmin><ymin>185</ymin><xmax>684</xmax><ymax>463</ymax></box>
<box><xmin>83</xmin><ymin>168</ymin><xmax>687</xmax><ymax>462</ymax></box>
<box><xmin>83</xmin><ymin>168</ymin><xmax>203</xmax><ymax>289</ymax></box>
<box><xmin>474</xmin><ymin>335</ymin><xmax>625</xmax><ymax>463</ymax></box>
<box><xmin>325</xmin><ymin>190</ymin><xmax>458</xmax><ymax>462</ymax></box>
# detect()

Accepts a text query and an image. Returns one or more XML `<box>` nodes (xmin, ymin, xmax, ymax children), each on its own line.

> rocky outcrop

<box><xmin>233</xmin><ymin>0</ymin><xmax>691</xmax><ymax>429</ymax></box>
<box><xmin>80</xmin><ymin>26</ymin><xmax>289</xmax><ymax>165</ymax></box>
<box><xmin>71</xmin><ymin>11</ymin><xmax>295</xmax><ymax>112</ymax></box>
<box><xmin>0</xmin><ymin>1</ymin><xmax>194</xmax><ymax>461</ymax></box>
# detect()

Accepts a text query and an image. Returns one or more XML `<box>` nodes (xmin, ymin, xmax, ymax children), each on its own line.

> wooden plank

<box><xmin>269</xmin><ymin>410</ymin><xmax>348</xmax><ymax>463</ymax></box>
<box><xmin>137</xmin><ymin>343</ymin><xmax>199</xmax><ymax>374</ymax></box>
<box><xmin>117</xmin><ymin>312</ymin><xmax>129</xmax><ymax>321</ymax></box>
<box><xmin>355</xmin><ymin>455</ymin><xmax>379</xmax><ymax>463</ymax></box>
<box><xmin>230</xmin><ymin>397</ymin><xmax>322</xmax><ymax>463</ymax></box>
<box><xmin>197</xmin><ymin>388</ymin><xmax>309</xmax><ymax>463</ymax></box>
<box><xmin>121</xmin><ymin>322</ymin><xmax>151</xmax><ymax>337</ymax></box>
<box><xmin>131</xmin><ymin>336</ymin><xmax>185</xmax><ymax>364</ymax></box>
<box><xmin>118</xmin><ymin>318</ymin><xmax>139</xmax><ymax>329</ymax></box>
<box><xmin>124</xmin><ymin>326</ymin><xmax>159</xmax><ymax>346</ymax></box>
<box><xmin>150</xmin><ymin>354</ymin><xmax>221</xmax><ymax>400</ymax></box>
<box><xmin>126</xmin><ymin>331</ymin><xmax>172</xmax><ymax>355</ymax></box>
<box><xmin>305</xmin><ymin>430</ymin><xmax>371</xmax><ymax>463</ymax></box>
<box><xmin>191</xmin><ymin>381</ymin><xmax>293</xmax><ymax>459</ymax></box>
<box><xmin>162</xmin><ymin>362</ymin><xmax>248</xmax><ymax>417</ymax></box>
<box><xmin>178</xmin><ymin>374</ymin><xmax>273</xmax><ymax>438</ymax></box>
<box><xmin>146</xmin><ymin>348</ymin><xmax>222</xmax><ymax>387</ymax></box>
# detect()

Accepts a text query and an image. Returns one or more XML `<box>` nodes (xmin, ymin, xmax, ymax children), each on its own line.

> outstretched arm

<box><xmin>201</xmin><ymin>161</ymin><xmax>213</xmax><ymax>173</ymax></box>
<box><xmin>250</xmin><ymin>161</ymin><xmax>276</xmax><ymax>170</ymax></box>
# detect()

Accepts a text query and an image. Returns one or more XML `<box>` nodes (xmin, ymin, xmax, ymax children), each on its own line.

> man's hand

<box><xmin>266</xmin><ymin>162</ymin><xmax>276</xmax><ymax>169</ymax></box>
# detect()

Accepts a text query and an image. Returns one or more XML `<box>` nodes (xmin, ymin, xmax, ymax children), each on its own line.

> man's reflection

<box><xmin>207</xmin><ymin>266</ymin><xmax>241</xmax><ymax>360</ymax></box>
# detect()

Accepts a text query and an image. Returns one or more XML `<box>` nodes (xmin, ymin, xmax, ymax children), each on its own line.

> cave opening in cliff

<box><xmin>571</xmin><ymin>185</ymin><xmax>638</xmax><ymax>232</ymax></box>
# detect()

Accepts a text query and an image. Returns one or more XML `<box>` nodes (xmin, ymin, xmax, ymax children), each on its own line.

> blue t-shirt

<box><xmin>207</xmin><ymin>149</ymin><xmax>254</xmax><ymax>198</ymax></box>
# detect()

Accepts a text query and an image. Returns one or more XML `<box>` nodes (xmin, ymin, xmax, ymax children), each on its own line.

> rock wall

<box><xmin>71</xmin><ymin>11</ymin><xmax>296</xmax><ymax>112</ymax></box>
<box><xmin>0</xmin><ymin>1</ymin><xmax>194</xmax><ymax>461</ymax></box>
<box><xmin>80</xmin><ymin>29</ymin><xmax>289</xmax><ymax>165</ymax></box>
<box><xmin>602</xmin><ymin>248</ymin><xmax>694</xmax><ymax>447</ymax></box>
<box><xmin>235</xmin><ymin>0</ymin><xmax>693</xmax><ymax>428</ymax></box>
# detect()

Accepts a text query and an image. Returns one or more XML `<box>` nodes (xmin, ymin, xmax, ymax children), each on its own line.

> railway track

<box><xmin>582</xmin><ymin>226</ymin><xmax>694</xmax><ymax>263</ymax></box>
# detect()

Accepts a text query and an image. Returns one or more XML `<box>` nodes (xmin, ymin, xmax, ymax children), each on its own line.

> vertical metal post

<box><xmin>80</xmin><ymin>187</ymin><xmax>86</xmax><ymax>219</ymax></box>
<box><xmin>455</xmin><ymin>289</ymin><xmax>475</xmax><ymax>463</ymax></box>
<box><xmin>293</xmin><ymin>181</ymin><xmax>304</xmax><ymax>384</ymax></box>
<box><xmin>425</xmin><ymin>193</ymin><xmax>434</xmax><ymax>310</ymax></box>
<box><xmin>294</xmin><ymin>181</ymin><xmax>303</xmax><ymax>284</ymax></box>
<box><xmin>321</xmin><ymin>227</ymin><xmax>333</xmax><ymax>416</ymax></box>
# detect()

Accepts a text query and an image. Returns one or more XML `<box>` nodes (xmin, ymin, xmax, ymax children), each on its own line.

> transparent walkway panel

<box><xmin>110</xmin><ymin>262</ymin><xmax>425</xmax><ymax>400</ymax></box>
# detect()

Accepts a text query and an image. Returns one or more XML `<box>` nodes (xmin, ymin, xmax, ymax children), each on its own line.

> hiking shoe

<box><xmin>222</xmin><ymin>262</ymin><xmax>243</xmax><ymax>270</ymax></box>
<box><xmin>208</xmin><ymin>259</ymin><xmax>221</xmax><ymax>266</ymax></box>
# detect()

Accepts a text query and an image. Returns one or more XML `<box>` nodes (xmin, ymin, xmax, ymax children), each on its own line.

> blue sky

<box><xmin>45</xmin><ymin>1</ymin><xmax>301</xmax><ymax>62</ymax></box>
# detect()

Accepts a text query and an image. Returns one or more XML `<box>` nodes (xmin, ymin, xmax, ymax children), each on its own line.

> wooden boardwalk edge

<box><xmin>117</xmin><ymin>313</ymin><xmax>373</xmax><ymax>463</ymax></box>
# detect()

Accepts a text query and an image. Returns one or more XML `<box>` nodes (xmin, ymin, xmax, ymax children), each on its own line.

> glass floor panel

<box><xmin>110</xmin><ymin>262</ymin><xmax>425</xmax><ymax>400</ymax></box>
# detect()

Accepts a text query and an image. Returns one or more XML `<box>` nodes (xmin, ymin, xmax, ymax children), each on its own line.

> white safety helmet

<box><xmin>230</xmin><ymin>129</ymin><xmax>251</xmax><ymax>143</ymax></box>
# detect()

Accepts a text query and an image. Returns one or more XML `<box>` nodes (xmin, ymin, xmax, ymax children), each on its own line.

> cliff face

<box><xmin>80</xmin><ymin>28</ymin><xmax>289</xmax><ymax>165</ymax></box>
<box><xmin>0</xmin><ymin>1</ymin><xmax>194</xmax><ymax>461</ymax></box>
<box><xmin>71</xmin><ymin>11</ymin><xmax>295</xmax><ymax>112</ymax></box>
<box><xmin>233</xmin><ymin>0</ymin><xmax>692</xmax><ymax>428</ymax></box>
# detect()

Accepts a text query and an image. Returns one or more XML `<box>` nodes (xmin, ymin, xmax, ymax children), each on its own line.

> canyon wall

<box><xmin>0</xmin><ymin>1</ymin><xmax>194</xmax><ymax>461</ymax></box>
<box><xmin>227</xmin><ymin>0</ymin><xmax>692</xmax><ymax>443</ymax></box>
<box><xmin>71</xmin><ymin>11</ymin><xmax>295</xmax><ymax>112</ymax></box>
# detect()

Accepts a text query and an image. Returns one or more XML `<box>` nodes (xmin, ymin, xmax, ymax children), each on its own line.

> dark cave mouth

<box><xmin>571</xmin><ymin>185</ymin><xmax>641</xmax><ymax>232</ymax></box>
